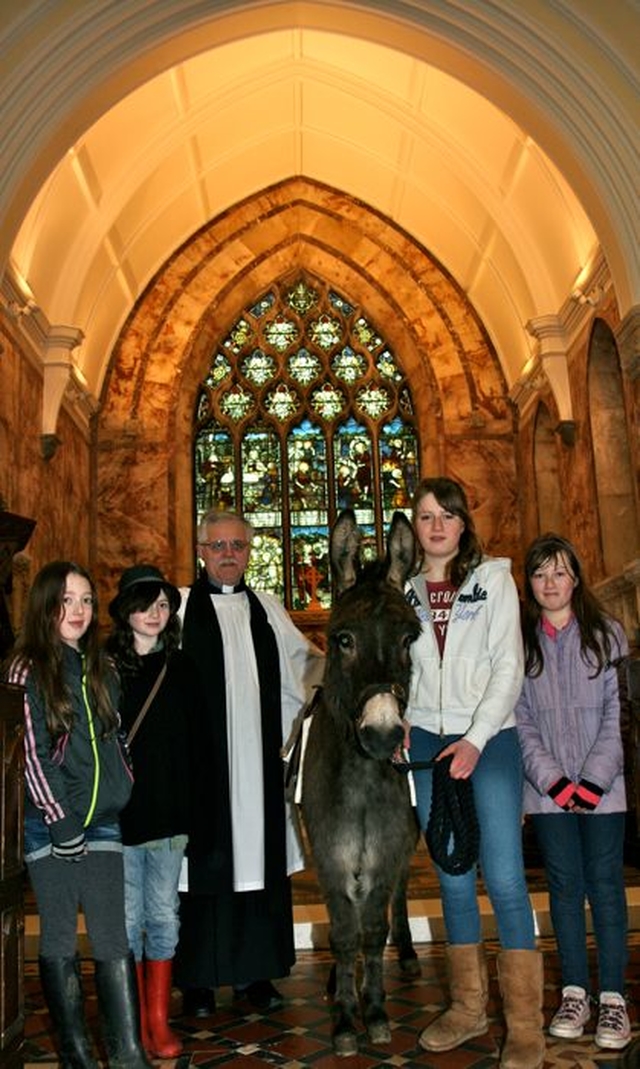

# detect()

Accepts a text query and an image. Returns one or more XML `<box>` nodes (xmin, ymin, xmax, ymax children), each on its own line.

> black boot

<box><xmin>38</xmin><ymin>956</ymin><xmax>98</xmax><ymax>1068</ymax></box>
<box><xmin>94</xmin><ymin>955</ymin><xmax>153</xmax><ymax>1068</ymax></box>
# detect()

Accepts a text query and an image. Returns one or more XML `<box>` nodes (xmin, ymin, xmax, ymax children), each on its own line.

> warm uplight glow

<box><xmin>8</xmin><ymin>21</ymin><xmax>598</xmax><ymax>401</ymax></box>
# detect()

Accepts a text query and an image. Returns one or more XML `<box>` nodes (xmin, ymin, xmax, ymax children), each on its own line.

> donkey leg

<box><xmin>360</xmin><ymin>895</ymin><xmax>392</xmax><ymax>1045</ymax></box>
<box><xmin>327</xmin><ymin>899</ymin><xmax>361</xmax><ymax>1057</ymax></box>
<box><xmin>389</xmin><ymin>867</ymin><xmax>421</xmax><ymax>979</ymax></box>
<box><xmin>361</xmin><ymin>950</ymin><xmax>390</xmax><ymax>1044</ymax></box>
<box><xmin>331</xmin><ymin>957</ymin><xmax>360</xmax><ymax>1057</ymax></box>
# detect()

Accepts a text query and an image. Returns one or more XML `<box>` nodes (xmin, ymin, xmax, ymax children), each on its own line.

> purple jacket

<box><xmin>515</xmin><ymin>616</ymin><xmax>628</xmax><ymax>815</ymax></box>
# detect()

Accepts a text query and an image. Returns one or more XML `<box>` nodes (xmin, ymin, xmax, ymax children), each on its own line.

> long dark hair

<box><xmin>106</xmin><ymin>582</ymin><xmax>181</xmax><ymax>677</ymax></box>
<box><xmin>411</xmin><ymin>476</ymin><xmax>483</xmax><ymax>587</ymax></box>
<box><xmin>522</xmin><ymin>533</ymin><xmax>620</xmax><ymax>677</ymax></box>
<box><xmin>6</xmin><ymin>560</ymin><xmax>117</xmax><ymax>736</ymax></box>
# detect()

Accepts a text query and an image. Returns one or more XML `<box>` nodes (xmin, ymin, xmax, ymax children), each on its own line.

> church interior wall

<box><xmin>514</xmin><ymin>297</ymin><xmax>640</xmax><ymax>637</ymax></box>
<box><xmin>1</xmin><ymin>188</ymin><xmax>638</xmax><ymax>642</ymax></box>
<box><xmin>0</xmin><ymin>321</ymin><xmax>93</xmax><ymax>632</ymax></box>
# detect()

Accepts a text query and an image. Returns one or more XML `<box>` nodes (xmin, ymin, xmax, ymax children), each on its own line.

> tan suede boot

<box><xmin>497</xmin><ymin>949</ymin><xmax>546</xmax><ymax>1069</ymax></box>
<box><xmin>419</xmin><ymin>942</ymin><xmax>489</xmax><ymax>1051</ymax></box>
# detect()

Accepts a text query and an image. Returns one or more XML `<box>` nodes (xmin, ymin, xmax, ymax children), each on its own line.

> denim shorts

<box><xmin>24</xmin><ymin>813</ymin><xmax>122</xmax><ymax>863</ymax></box>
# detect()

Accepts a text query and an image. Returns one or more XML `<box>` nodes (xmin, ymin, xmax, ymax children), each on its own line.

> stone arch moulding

<box><xmin>97</xmin><ymin>179</ymin><xmax>512</xmax><ymax>588</ymax></box>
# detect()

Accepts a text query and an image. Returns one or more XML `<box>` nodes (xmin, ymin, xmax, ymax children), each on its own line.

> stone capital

<box><xmin>41</xmin><ymin>325</ymin><xmax>85</xmax><ymax>458</ymax></box>
<box><xmin>525</xmin><ymin>315</ymin><xmax>573</xmax><ymax>424</ymax></box>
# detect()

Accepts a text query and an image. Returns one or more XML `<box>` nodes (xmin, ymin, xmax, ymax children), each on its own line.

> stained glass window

<box><xmin>264</xmin><ymin>314</ymin><xmax>299</xmax><ymax>352</ymax></box>
<box><xmin>194</xmin><ymin>273</ymin><xmax>419</xmax><ymax>607</ymax></box>
<box><xmin>332</xmin><ymin>346</ymin><xmax>366</xmax><ymax>383</ymax></box>
<box><xmin>241</xmin><ymin>426</ymin><xmax>281</xmax><ymax>513</ymax></box>
<box><xmin>356</xmin><ymin>383</ymin><xmax>391</xmax><ymax>419</ymax></box>
<box><xmin>264</xmin><ymin>383</ymin><xmax>301</xmax><ymax>421</ymax></box>
<box><xmin>224</xmin><ymin>318</ymin><xmax>254</xmax><ymax>354</ymax></box>
<box><xmin>379</xmin><ymin>416</ymin><xmax>419</xmax><ymax>521</ymax></box>
<box><xmin>335</xmin><ymin>417</ymin><xmax>374</xmax><ymax>515</ymax></box>
<box><xmin>219</xmin><ymin>384</ymin><xmax>255</xmax><ymax>422</ymax></box>
<box><xmin>205</xmin><ymin>353</ymin><xmax>232</xmax><ymax>388</ymax></box>
<box><xmin>241</xmin><ymin>348</ymin><xmax>276</xmax><ymax>386</ymax></box>
<box><xmin>195</xmin><ymin>427</ymin><xmax>235</xmax><ymax>516</ymax></box>
<box><xmin>309</xmin><ymin>314</ymin><xmax>341</xmax><ymax>351</ymax></box>
<box><xmin>288</xmin><ymin>347</ymin><xmax>321</xmax><ymax>385</ymax></box>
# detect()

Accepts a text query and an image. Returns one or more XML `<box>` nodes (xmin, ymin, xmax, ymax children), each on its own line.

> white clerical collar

<box><xmin>208</xmin><ymin>580</ymin><xmax>246</xmax><ymax>595</ymax></box>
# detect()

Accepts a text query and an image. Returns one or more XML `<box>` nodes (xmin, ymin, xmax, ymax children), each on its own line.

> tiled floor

<box><xmin>22</xmin><ymin>838</ymin><xmax>640</xmax><ymax>1066</ymax></box>
<box><xmin>24</xmin><ymin>935</ymin><xmax>640</xmax><ymax>1068</ymax></box>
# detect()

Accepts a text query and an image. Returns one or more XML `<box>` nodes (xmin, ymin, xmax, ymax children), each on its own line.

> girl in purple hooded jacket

<box><xmin>515</xmin><ymin>533</ymin><xmax>630</xmax><ymax>1052</ymax></box>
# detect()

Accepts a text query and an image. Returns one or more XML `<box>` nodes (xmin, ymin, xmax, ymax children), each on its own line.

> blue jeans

<box><xmin>532</xmin><ymin>812</ymin><xmax>628</xmax><ymax>993</ymax></box>
<box><xmin>411</xmin><ymin>726</ymin><xmax>535</xmax><ymax>948</ymax></box>
<box><xmin>123</xmin><ymin>837</ymin><xmax>186</xmax><ymax>961</ymax></box>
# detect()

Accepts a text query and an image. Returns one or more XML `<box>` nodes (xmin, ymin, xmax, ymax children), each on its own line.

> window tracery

<box><xmin>194</xmin><ymin>274</ymin><xmax>419</xmax><ymax>608</ymax></box>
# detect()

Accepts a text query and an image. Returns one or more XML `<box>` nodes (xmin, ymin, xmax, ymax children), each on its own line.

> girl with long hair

<box><xmin>406</xmin><ymin>477</ymin><xmax>544</xmax><ymax>1069</ymax></box>
<box><xmin>6</xmin><ymin>560</ymin><xmax>149</xmax><ymax>1069</ymax></box>
<box><xmin>516</xmin><ymin>533</ymin><xmax>630</xmax><ymax>1051</ymax></box>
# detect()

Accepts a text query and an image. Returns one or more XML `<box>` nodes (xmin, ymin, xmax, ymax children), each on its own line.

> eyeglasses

<box><xmin>198</xmin><ymin>539</ymin><xmax>249</xmax><ymax>553</ymax></box>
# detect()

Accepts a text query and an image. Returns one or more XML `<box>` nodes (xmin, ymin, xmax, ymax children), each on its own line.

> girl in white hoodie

<box><xmin>406</xmin><ymin>477</ymin><xmax>544</xmax><ymax>1069</ymax></box>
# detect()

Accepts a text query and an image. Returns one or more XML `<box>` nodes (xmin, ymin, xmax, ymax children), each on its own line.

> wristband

<box><xmin>574</xmin><ymin>779</ymin><xmax>603</xmax><ymax>810</ymax></box>
<box><xmin>51</xmin><ymin>833</ymin><xmax>87</xmax><ymax>861</ymax></box>
<box><xmin>548</xmin><ymin>777</ymin><xmax>576</xmax><ymax>811</ymax></box>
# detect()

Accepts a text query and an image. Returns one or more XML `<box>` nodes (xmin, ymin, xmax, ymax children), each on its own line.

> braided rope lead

<box><xmin>425</xmin><ymin>754</ymin><xmax>479</xmax><ymax>875</ymax></box>
<box><xmin>392</xmin><ymin>751</ymin><xmax>480</xmax><ymax>875</ymax></box>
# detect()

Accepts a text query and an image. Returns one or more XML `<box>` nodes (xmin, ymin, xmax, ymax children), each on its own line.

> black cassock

<box><xmin>174</xmin><ymin>574</ymin><xmax>295</xmax><ymax>989</ymax></box>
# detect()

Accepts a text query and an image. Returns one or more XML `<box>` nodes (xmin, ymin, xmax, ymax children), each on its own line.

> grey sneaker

<box><xmin>549</xmin><ymin>985</ymin><xmax>591</xmax><ymax>1039</ymax></box>
<box><xmin>595</xmin><ymin>991</ymin><xmax>631</xmax><ymax>1050</ymax></box>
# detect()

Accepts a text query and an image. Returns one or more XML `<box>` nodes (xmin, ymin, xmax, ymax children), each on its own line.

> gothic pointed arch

<box><xmin>97</xmin><ymin>179</ymin><xmax>516</xmax><ymax>600</ymax></box>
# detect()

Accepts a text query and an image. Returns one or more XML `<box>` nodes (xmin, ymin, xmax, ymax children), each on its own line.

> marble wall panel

<box><xmin>0</xmin><ymin>318</ymin><xmax>92</xmax><ymax>623</ymax></box>
<box><xmin>441</xmin><ymin>436</ymin><xmax>523</xmax><ymax>579</ymax></box>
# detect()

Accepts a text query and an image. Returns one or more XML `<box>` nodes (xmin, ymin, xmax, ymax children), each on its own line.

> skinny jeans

<box><xmin>411</xmin><ymin>725</ymin><xmax>535</xmax><ymax>948</ymax></box>
<box><xmin>123</xmin><ymin>837</ymin><xmax>186</xmax><ymax>961</ymax></box>
<box><xmin>532</xmin><ymin>811</ymin><xmax>627</xmax><ymax>993</ymax></box>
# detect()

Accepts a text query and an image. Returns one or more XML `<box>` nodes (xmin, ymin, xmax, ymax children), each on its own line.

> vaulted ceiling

<box><xmin>1</xmin><ymin>1</ymin><xmax>638</xmax><ymax>406</ymax></box>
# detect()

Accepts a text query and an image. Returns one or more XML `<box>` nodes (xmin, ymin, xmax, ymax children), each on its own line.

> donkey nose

<box><xmin>357</xmin><ymin>691</ymin><xmax>405</xmax><ymax>760</ymax></box>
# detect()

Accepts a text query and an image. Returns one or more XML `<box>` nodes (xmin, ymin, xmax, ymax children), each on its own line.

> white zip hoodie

<box><xmin>405</xmin><ymin>557</ymin><xmax>524</xmax><ymax>752</ymax></box>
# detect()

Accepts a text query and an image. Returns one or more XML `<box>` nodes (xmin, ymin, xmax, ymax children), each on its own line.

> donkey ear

<box><xmin>330</xmin><ymin>509</ymin><xmax>361</xmax><ymax>596</ymax></box>
<box><xmin>385</xmin><ymin>511</ymin><xmax>416</xmax><ymax>591</ymax></box>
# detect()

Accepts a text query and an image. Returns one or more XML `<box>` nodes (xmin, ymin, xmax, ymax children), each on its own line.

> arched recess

<box><xmin>588</xmin><ymin>319</ymin><xmax>639</xmax><ymax>574</ymax></box>
<box><xmin>96</xmin><ymin>178</ymin><xmax>516</xmax><ymax>597</ymax></box>
<box><xmin>533</xmin><ymin>402</ymin><xmax>564</xmax><ymax>535</ymax></box>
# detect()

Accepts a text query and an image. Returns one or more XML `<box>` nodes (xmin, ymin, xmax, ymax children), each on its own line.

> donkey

<box><xmin>301</xmin><ymin>509</ymin><xmax>421</xmax><ymax>1056</ymax></box>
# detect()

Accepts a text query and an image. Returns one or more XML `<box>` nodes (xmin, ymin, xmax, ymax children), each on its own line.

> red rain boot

<box><xmin>135</xmin><ymin>959</ymin><xmax>152</xmax><ymax>1053</ymax></box>
<box><xmin>146</xmin><ymin>959</ymin><xmax>183</xmax><ymax>1058</ymax></box>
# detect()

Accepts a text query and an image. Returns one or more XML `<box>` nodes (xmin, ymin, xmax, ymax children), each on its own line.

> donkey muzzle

<box><xmin>355</xmin><ymin>683</ymin><xmax>406</xmax><ymax>760</ymax></box>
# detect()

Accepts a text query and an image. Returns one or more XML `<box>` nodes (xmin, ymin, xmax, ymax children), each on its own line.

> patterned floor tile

<box><xmin>23</xmin><ymin>936</ymin><xmax>640</xmax><ymax>1068</ymax></box>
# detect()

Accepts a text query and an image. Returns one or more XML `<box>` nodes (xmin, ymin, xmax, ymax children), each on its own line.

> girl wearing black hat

<box><xmin>107</xmin><ymin>564</ymin><xmax>204</xmax><ymax>1059</ymax></box>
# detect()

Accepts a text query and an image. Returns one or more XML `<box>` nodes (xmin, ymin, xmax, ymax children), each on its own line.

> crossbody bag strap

<box><xmin>126</xmin><ymin>661</ymin><xmax>168</xmax><ymax>746</ymax></box>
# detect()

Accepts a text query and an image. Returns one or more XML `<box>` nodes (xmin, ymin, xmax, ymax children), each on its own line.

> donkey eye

<box><xmin>335</xmin><ymin>631</ymin><xmax>355</xmax><ymax>651</ymax></box>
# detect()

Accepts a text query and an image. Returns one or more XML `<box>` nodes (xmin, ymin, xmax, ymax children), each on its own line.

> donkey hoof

<box><xmin>399</xmin><ymin>955</ymin><xmax>421</xmax><ymax>979</ymax></box>
<box><xmin>333</xmin><ymin>1031</ymin><xmax>359</xmax><ymax>1057</ymax></box>
<box><xmin>367</xmin><ymin>1020</ymin><xmax>391</xmax><ymax>1045</ymax></box>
